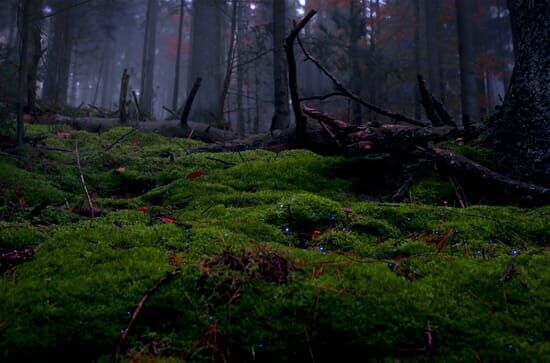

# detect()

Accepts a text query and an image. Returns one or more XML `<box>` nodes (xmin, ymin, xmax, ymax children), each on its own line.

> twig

<box><xmin>205</xmin><ymin>156</ymin><xmax>235</xmax><ymax>166</ymax></box>
<box><xmin>74</xmin><ymin>141</ymin><xmax>95</xmax><ymax>218</ymax></box>
<box><xmin>162</xmin><ymin>106</ymin><xmax>178</xmax><ymax>119</ymax></box>
<box><xmin>299</xmin><ymin>92</ymin><xmax>346</xmax><ymax>102</ymax></box>
<box><xmin>114</xmin><ymin>269</ymin><xmax>181</xmax><ymax>363</ymax></box>
<box><xmin>103</xmin><ymin>128</ymin><xmax>138</xmax><ymax>153</ymax></box>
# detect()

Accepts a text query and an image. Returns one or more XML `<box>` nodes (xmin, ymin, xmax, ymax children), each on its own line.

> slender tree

<box><xmin>140</xmin><ymin>0</ymin><xmax>159</xmax><ymax>118</ymax></box>
<box><xmin>455</xmin><ymin>0</ymin><xmax>480</xmax><ymax>125</ymax></box>
<box><xmin>172</xmin><ymin>0</ymin><xmax>185</xmax><ymax>111</ymax></box>
<box><xmin>271</xmin><ymin>0</ymin><xmax>291</xmax><ymax>130</ymax></box>
<box><xmin>424</xmin><ymin>0</ymin><xmax>441</xmax><ymax>99</ymax></box>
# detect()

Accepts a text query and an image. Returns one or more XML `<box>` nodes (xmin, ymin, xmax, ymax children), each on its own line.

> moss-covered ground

<box><xmin>0</xmin><ymin>125</ymin><xmax>548</xmax><ymax>362</ymax></box>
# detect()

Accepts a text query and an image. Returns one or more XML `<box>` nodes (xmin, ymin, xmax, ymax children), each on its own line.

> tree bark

<box><xmin>271</xmin><ymin>0</ymin><xmax>291</xmax><ymax>130</ymax></box>
<box><xmin>424</xmin><ymin>0</ymin><xmax>441</xmax><ymax>99</ymax></box>
<box><xmin>16</xmin><ymin>0</ymin><xmax>31</xmax><ymax>147</ymax></box>
<box><xmin>140</xmin><ymin>0</ymin><xmax>159</xmax><ymax>118</ymax></box>
<box><xmin>119</xmin><ymin>69</ymin><xmax>130</xmax><ymax>123</ymax></box>
<box><xmin>455</xmin><ymin>0</ymin><xmax>480</xmax><ymax>125</ymax></box>
<box><xmin>487</xmin><ymin>0</ymin><xmax>550</xmax><ymax>184</ymax></box>
<box><xmin>188</xmin><ymin>0</ymin><xmax>224</xmax><ymax>124</ymax></box>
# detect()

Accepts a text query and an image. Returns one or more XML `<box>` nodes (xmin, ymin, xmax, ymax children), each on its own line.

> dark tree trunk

<box><xmin>487</xmin><ymin>0</ymin><xmax>550</xmax><ymax>184</ymax></box>
<box><xmin>455</xmin><ymin>0</ymin><xmax>480</xmax><ymax>125</ymax></box>
<box><xmin>16</xmin><ymin>0</ymin><xmax>31</xmax><ymax>146</ymax></box>
<box><xmin>43</xmin><ymin>0</ymin><xmax>75</xmax><ymax>107</ymax></box>
<box><xmin>26</xmin><ymin>0</ymin><xmax>43</xmax><ymax>111</ymax></box>
<box><xmin>271</xmin><ymin>0</ymin><xmax>291</xmax><ymax>130</ymax></box>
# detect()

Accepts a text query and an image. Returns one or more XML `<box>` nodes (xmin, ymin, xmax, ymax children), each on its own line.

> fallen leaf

<box><xmin>136</xmin><ymin>207</ymin><xmax>149</xmax><ymax>213</ymax></box>
<box><xmin>55</xmin><ymin>131</ymin><xmax>70</xmax><ymax>138</ymax></box>
<box><xmin>115</xmin><ymin>166</ymin><xmax>126</xmax><ymax>173</ymax></box>
<box><xmin>186</xmin><ymin>170</ymin><xmax>204</xmax><ymax>180</ymax></box>
<box><xmin>160</xmin><ymin>217</ymin><xmax>174</xmax><ymax>224</ymax></box>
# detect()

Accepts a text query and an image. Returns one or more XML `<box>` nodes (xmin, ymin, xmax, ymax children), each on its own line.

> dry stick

<box><xmin>181</xmin><ymin>77</ymin><xmax>202</xmax><ymax>126</ymax></box>
<box><xmin>103</xmin><ymin>128</ymin><xmax>138</xmax><ymax>153</ymax></box>
<box><xmin>74</xmin><ymin>141</ymin><xmax>95</xmax><ymax>218</ymax></box>
<box><xmin>162</xmin><ymin>106</ymin><xmax>178</xmax><ymax>119</ymax></box>
<box><xmin>132</xmin><ymin>90</ymin><xmax>143</xmax><ymax>122</ymax></box>
<box><xmin>417</xmin><ymin>74</ymin><xmax>455</xmax><ymax>127</ymax></box>
<box><xmin>296</xmin><ymin>36</ymin><xmax>429</xmax><ymax>127</ymax></box>
<box><xmin>285</xmin><ymin>10</ymin><xmax>318</xmax><ymax>144</ymax></box>
<box><xmin>299</xmin><ymin>92</ymin><xmax>346</xmax><ymax>102</ymax></box>
<box><xmin>114</xmin><ymin>269</ymin><xmax>181</xmax><ymax>363</ymax></box>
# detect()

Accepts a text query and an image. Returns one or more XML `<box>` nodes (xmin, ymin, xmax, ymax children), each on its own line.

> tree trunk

<box><xmin>218</xmin><ymin>0</ymin><xmax>239</xmax><ymax>123</ymax></box>
<box><xmin>487</xmin><ymin>0</ymin><xmax>550</xmax><ymax>184</ymax></box>
<box><xmin>26</xmin><ymin>0</ymin><xmax>43</xmax><ymax>111</ymax></box>
<box><xmin>348</xmin><ymin>0</ymin><xmax>363</xmax><ymax>125</ymax></box>
<box><xmin>271</xmin><ymin>0</ymin><xmax>291</xmax><ymax>130</ymax></box>
<box><xmin>172</xmin><ymin>0</ymin><xmax>185</xmax><ymax>111</ymax></box>
<box><xmin>455</xmin><ymin>0</ymin><xmax>480</xmax><ymax>125</ymax></box>
<box><xmin>188</xmin><ymin>0</ymin><xmax>224</xmax><ymax>124</ymax></box>
<box><xmin>424</xmin><ymin>0</ymin><xmax>441</xmax><ymax>99</ymax></box>
<box><xmin>16</xmin><ymin>0</ymin><xmax>31</xmax><ymax>146</ymax></box>
<box><xmin>43</xmin><ymin>0</ymin><xmax>75</xmax><ymax>107</ymax></box>
<box><xmin>140</xmin><ymin>0</ymin><xmax>159</xmax><ymax>118</ymax></box>
<box><xmin>413</xmin><ymin>0</ymin><xmax>422</xmax><ymax>120</ymax></box>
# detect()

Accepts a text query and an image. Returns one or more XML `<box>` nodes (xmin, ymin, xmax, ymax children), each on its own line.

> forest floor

<box><xmin>0</xmin><ymin>124</ymin><xmax>549</xmax><ymax>362</ymax></box>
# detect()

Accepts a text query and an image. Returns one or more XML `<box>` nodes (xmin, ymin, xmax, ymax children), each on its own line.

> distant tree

<box><xmin>171</xmin><ymin>0</ymin><xmax>185</xmax><ymax>111</ymax></box>
<box><xmin>140</xmin><ymin>0</ymin><xmax>159</xmax><ymax>117</ymax></box>
<box><xmin>455</xmin><ymin>0</ymin><xmax>480</xmax><ymax>125</ymax></box>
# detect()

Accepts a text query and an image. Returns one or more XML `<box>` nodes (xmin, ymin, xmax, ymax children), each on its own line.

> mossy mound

<box><xmin>0</xmin><ymin>125</ymin><xmax>549</xmax><ymax>362</ymax></box>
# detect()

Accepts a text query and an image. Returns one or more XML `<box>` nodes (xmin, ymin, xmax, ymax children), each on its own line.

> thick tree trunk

<box><xmin>455</xmin><ymin>0</ymin><xmax>480</xmax><ymax>125</ymax></box>
<box><xmin>424</xmin><ymin>0</ymin><xmax>441</xmax><ymax>99</ymax></box>
<box><xmin>271</xmin><ymin>0</ymin><xmax>291</xmax><ymax>130</ymax></box>
<box><xmin>43</xmin><ymin>0</ymin><xmax>75</xmax><ymax>107</ymax></box>
<box><xmin>188</xmin><ymin>0</ymin><xmax>224</xmax><ymax>124</ymax></box>
<box><xmin>487</xmin><ymin>0</ymin><xmax>550</xmax><ymax>184</ymax></box>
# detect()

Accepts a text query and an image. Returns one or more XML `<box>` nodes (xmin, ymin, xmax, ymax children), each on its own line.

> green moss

<box><xmin>0</xmin><ymin>125</ymin><xmax>549</xmax><ymax>362</ymax></box>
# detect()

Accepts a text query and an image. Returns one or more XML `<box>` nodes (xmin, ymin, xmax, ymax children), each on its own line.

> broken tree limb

<box><xmin>74</xmin><ymin>141</ymin><xmax>95</xmax><ymax>218</ymax></box>
<box><xmin>425</xmin><ymin>147</ymin><xmax>549</xmax><ymax>204</ymax></box>
<box><xmin>286</xmin><ymin>10</ymin><xmax>318</xmax><ymax>144</ymax></box>
<box><xmin>297</xmin><ymin>35</ymin><xmax>429</xmax><ymax>127</ymax></box>
<box><xmin>417</xmin><ymin>75</ymin><xmax>455</xmax><ymax>127</ymax></box>
<box><xmin>119</xmin><ymin>69</ymin><xmax>130</xmax><ymax>123</ymax></box>
<box><xmin>181</xmin><ymin>77</ymin><xmax>202</xmax><ymax>126</ymax></box>
<box><xmin>132</xmin><ymin>90</ymin><xmax>143</xmax><ymax>122</ymax></box>
<box><xmin>114</xmin><ymin>269</ymin><xmax>181</xmax><ymax>363</ymax></box>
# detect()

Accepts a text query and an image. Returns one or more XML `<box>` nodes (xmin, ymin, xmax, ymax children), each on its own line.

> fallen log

<box><xmin>34</xmin><ymin>115</ymin><xmax>240</xmax><ymax>144</ymax></box>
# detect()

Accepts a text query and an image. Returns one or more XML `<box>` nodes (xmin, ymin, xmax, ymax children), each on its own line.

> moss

<box><xmin>410</xmin><ymin>177</ymin><xmax>455</xmax><ymax>205</ymax></box>
<box><xmin>0</xmin><ymin>125</ymin><xmax>549</xmax><ymax>362</ymax></box>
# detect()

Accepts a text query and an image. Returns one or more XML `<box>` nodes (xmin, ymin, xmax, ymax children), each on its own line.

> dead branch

<box><xmin>74</xmin><ymin>141</ymin><xmax>95</xmax><ymax>217</ymax></box>
<box><xmin>296</xmin><ymin>36</ymin><xmax>429</xmax><ymax>127</ymax></box>
<box><xmin>426</xmin><ymin>147</ymin><xmax>549</xmax><ymax>204</ymax></box>
<box><xmin>103</xmin><ymin>128</ymin><xmax>138</xmax><ymax>153</ymax></box>
<box><xmin>181</xmin><ymin>77</ymin><xmax>202</xmax><ymax>126</ymax></box>
<box><xmin>417</xmin><ymin>75</ymin><xmax>455</xmax><ymax>127</ymax></box>
<box><xmin>132</xmin><ymin>90</ymin><xmax>143</xmax><ymax>122</ymax></box>
<box><xmin>114</xmin><ymin>269</ymin><xmax>181</xmax><ymax>363</ymax></box>
<box><xmin>286</xmin><ymin>10</ymin><xmax>318</xmax><ymax>144</ymax></box>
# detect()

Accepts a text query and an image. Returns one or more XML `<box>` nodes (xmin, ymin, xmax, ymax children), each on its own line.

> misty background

<box><xmin>0</xmin><ymin>0</ymin><xmax>514</xmax><ymax>132</ymax></box>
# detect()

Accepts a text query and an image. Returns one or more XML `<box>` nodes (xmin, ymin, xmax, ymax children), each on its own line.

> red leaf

<box><xmin>136</xmin><ymin>207</ymin><xmax>149</xmax><ymax>213</ymax></box>
<box><xmin>311</xmin><ymin>230</ymin><xmax>321</xmax><ymax>241</ymax></box>
<box><xmin>186</xmin><ymin>170</ymin><xmax>204</xmax><ymax>180</ymax></box>
<box><xmin>160</xmin><ymin>217</ymin><xmax>174</xmax><ymax>224</ymax></box>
